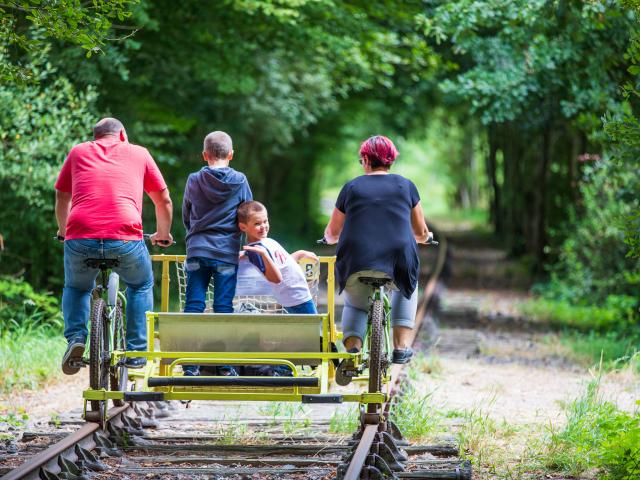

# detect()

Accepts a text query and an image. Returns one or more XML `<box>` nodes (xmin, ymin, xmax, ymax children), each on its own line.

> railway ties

<box><xmin>3</xmin><ymin>397</ymin><xmax>469</xmax><ymax>479</ymax></box>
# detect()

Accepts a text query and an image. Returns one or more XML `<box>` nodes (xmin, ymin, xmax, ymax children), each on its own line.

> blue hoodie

<box><xmin>182</xmin><ymin>166</ymin><xmax>252</xmax><ymax>264</ymax></box>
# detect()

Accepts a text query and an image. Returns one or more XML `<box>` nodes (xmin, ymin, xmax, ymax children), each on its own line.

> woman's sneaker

<box><xmin>392</xmin><ymin>347</ymin><xmax>414</xmax><ymax>364</ymax></box>
<box><xmin>124</xmin><ymin>357</ymin><xmax>147</xmax><ymax>369</ymax></box>
<box><xmin>61</xmin><ymin>338</ymin><xmax>85</xmax><ymax>375</ymax></box>
<box><xmin>335</xmin><ymin>348</ymin><xmax>360</xmax><ymax>386</ymax></box>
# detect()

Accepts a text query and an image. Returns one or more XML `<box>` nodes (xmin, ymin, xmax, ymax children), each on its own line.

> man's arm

<box><xmin>147</xmin><ymin>188</ymin><xmax>173</xmax><ymax>247</ymax></box>
<box><xmin>55</xmin><ymin>190</ymin><xmax>72</xmax><ymax>238</ymax></box>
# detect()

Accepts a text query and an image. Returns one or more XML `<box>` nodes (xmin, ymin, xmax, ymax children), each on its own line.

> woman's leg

<box><xmin>341</xmin><ymin>282</ymin><xmax>371</xmax><ymax>351</ymax></box>
<box><xmin>390</xmin><ymin>287</ymin><xmax>418</xmax><ymax>349</ymax></box>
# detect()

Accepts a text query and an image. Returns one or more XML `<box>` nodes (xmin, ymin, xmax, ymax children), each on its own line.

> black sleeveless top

<box><xmin>335</xmin><ymin>174</ymin><xmax>420</xmax><ymax>299</ymax></box>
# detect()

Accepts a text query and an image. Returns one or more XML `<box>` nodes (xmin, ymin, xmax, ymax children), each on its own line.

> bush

<box><xmin>0</xmin><ymin>276</ymin><xmax>64</xmax><ymax>393</ymax></box>
<box><xmin>0</xmin><ymin>276</ymin><xmax>62</xmax><ymax>331</ymax></box>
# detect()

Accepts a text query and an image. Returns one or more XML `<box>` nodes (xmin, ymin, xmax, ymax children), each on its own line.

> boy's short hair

<box><xmin>203</xmin><ymin>131</ymin><xmax>233</xmax><ymax>160</ymax></box>
<box><xmin>238</xmin><ymin>201</ymin><xmax>267</xmax><ymax>224</ymax></box>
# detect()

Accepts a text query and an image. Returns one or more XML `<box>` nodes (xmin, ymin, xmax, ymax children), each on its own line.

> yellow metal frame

<box><xmin>83</xmin><ymin>254</ymin><xmax>389</xmax><ymax>405</ymax></box>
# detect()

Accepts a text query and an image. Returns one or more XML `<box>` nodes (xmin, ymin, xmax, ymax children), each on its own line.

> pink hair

<box><xmin>359</xmin><ymin>135</ymin><xmax>399</xmax><ymax>168</ymax></box>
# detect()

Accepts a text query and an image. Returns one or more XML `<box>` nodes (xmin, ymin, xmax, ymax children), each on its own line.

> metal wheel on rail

<box><xmin>110</xmin><ymin>295</ymin><xmax>128</xmax><ymax>407</ymax></box>
<box><xmin>89</xmin><ymin>297</ymin><xmax>109</xmax><ymax>419</ymax></box>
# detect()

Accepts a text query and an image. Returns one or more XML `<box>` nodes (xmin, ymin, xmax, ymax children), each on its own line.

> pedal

<box><xmin>71</xmin><ymin>359</ymin><xmax>88</xmax><ymax>368</ymax></box>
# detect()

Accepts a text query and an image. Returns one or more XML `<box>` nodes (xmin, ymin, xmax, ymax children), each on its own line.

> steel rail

<box><xmin>1</xmin><ymin>405</ymin><xmax>129</xmax><ymax>480</ymax></box>
<box><xmin>342</xmin><ymin>230</ymin><xmax>449</xmax><ymax>480</ymax></box>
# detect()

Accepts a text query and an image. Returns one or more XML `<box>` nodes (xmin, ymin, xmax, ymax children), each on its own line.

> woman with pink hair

<box><xmin>323</xmin><ymin>135</ymin><xmax>430</xmax><ymax>383</ymax></box>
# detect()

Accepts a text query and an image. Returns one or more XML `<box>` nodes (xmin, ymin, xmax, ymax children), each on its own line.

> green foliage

<box><xmin>0</xmin><ymin>276</ymin><xmax>62</xmax><ymax>330</ymax></box>
<box><xmin>544</xmin><ymin>377</ymin><xmax>640</xmax><ymax>479</ymax></box>
<box><xmin>0</xmin><ymin>0</ymin><xmax>137</xmax><ymax>82</ymax></box>
<box><xmin>423</xmin><ymin>0</ymin><xmax>635</xmax><ymax>260</ymax></box>
<box><xmin>560</xmin><ymin>331</ymin><xmax>640</xmax><ymax>370</ymax></box>
<box><xmin>0</xmin><ymin>57</ymin><xmax>97</xmax><ymax>288</ymax></box>
<box><xmin>328</xmin><ymin>405</ymin><xmax>359</xmax><ymax>434</ymax></box>
<box><xmin>535</xmin><ymin>155</ymin><xmax>640</xmax><ymax>337</ymax></box>
<box><xmin>522</xmin><ymin>296</ymin><xmax>638</xmax><ymax>333</ymax></box>
<box><xmin>391</xmin><ymin>384</ymin><xmax>442</xmax><ymax>439</ymax></box>
<box><xmin>0</xmin><ymin>278</ymin><xmax>64</xmax><ymax>393</ymax></box>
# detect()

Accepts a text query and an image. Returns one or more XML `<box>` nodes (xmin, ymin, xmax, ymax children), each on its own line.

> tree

<box><xmin>424</xmin><ymin>0</ymin><xmax>634</xmax><ymax>262</ymax></box>
<box><xmin>0</xmin><ymin>56</ymin><xmax>98</xmax><ymax>287</ymax></box>
<box><xmin>0</xmin><ymin>0</ymin><xmax>136</xmax><ymax>82</ymax></box>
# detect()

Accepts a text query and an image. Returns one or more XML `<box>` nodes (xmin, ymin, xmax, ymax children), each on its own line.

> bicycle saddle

<box><xmin>85</xmin><ymin>258</ymin><xmax>120</xmax><ymax>269</ymax></box>
<box><xmin>358</xmin><ymin>276</ymin><xmax>393</xmax><ymax>288</ymax></box>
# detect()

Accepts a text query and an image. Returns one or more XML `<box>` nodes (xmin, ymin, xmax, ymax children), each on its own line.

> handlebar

<box><xmin>143</xmin><ymin>234</ymin><xmax>176</xmax><ymax>246</ymax></box>
<box><xmin>317</xmin><ymin>235</ymin><xmax>438</xmax><ymax>246</ymax></box>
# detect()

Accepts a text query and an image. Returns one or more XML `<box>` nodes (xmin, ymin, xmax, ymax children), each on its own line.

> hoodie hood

<box><xmin>194</xmin><ymin>166</ymin><xmax>247</xmax><ymax>203</ymax></box>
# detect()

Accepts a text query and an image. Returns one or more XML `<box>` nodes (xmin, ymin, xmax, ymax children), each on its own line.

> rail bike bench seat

<box><xmin>82</xmin><ymin>254</ymin><xmax>386</xmax><ymax>410</ymax></box>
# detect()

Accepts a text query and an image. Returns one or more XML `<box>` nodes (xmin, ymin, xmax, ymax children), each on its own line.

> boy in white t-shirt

<box><xmin>237</xmin><ymin>201</ymin><xmax>318</xmax><ymax>314</ymax></box>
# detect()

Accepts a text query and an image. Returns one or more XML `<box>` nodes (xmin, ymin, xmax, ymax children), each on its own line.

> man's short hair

<box><xmin>204</xmin><ymin>131</ymin><xmax>233</xmax><ymax>160</ymax></box>
<box><xmin>238</xmin><ymin>201</ymin><xmax>267</xmax><ymax>224</ymax></box>
<box><xmin>93</xmin><ymin>118</ymin><xmax>124</xmax><ymax>139</ymax></box>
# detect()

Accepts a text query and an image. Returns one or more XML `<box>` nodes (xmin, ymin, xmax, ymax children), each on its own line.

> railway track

<box><xmin>1</xmin><ymin>232</ymin><xmax>472</xmax><ymax>480</ymax></box>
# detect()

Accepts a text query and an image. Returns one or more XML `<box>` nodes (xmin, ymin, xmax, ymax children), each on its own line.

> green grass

<box><xmin>520</xmin><ymin>298</ymin><xmax>625</xmax><ymax>331</ymax></box>
<box><xmin>329</xmin><ymin>404</ymin><xmax>359</xmax><ymax>434</ymax></box>
<box><xmin>0</xmin><ymin>324</ymin><xmax>65</xmax><ymax>393</ymax></box>
<box><xmin>257</xmin><ymin>402</ymin><xmax>312</xmax><ymax>435</ymax></box>
<box><xmin>520</xmin><ymin>298</ymin><xmax>640</xmax><ymax>370</ymax></box>
<box><xmin>542</xmin><ymin>376</ymin><xmax>640</xmax><ymax>479</ymax></box>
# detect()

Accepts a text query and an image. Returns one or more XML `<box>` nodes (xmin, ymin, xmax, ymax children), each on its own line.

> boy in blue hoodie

<box><xmin>182</xmin><ymin>131</ymin><xmax>252</xmax><ymax>376</ymax></box>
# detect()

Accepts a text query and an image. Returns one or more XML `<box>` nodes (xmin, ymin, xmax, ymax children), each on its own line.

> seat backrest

<box><xmin>157</xmin><ymin>313</ymin><xmax>323</xmax><ymax>358</ymax></box>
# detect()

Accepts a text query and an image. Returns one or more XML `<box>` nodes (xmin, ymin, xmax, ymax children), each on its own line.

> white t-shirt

<box><xmin>236</xmin><ymin>237</ymin><xmax>312</xmax><ymax>308</ymax></box>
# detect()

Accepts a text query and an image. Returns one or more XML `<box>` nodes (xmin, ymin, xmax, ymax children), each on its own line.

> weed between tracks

<box><xmin>257</xmin><ymin>402</ymin><xmax>313</xmax><ymax>435</ymax></box>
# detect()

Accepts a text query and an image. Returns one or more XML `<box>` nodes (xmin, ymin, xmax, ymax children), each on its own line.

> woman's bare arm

<box><xmin>324</xmin><ymin>208</ymin><xmax>345</xmax><ymax>244</ymax></box>
<box><xmin>411</xmin><ymin>201</ymin><xmax>429</xmax><ymax>243</ymax></box>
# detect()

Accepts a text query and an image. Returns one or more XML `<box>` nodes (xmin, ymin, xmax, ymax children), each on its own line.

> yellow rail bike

<box><xmin>83</xmin><ymin>254</ymin><xmax>390</xmax><ymax>423</ymax></box>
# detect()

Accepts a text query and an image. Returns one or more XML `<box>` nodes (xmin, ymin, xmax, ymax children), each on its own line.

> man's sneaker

<box><xmin>392</xmin><ymin>347</ymin><xmax>414</xmax><ymax>364</ymax></box>
<box><xmin>124</xmin><ymin>357</ymin><xmax>147</xmax><ymax>369</ymax></box>
<box><xmin>218</xmin><ymin>366</ymin><xmax>238</xmax><ymax>376</ymax></box>
<box><xmin>61</xmin><ymin>339</ymin><xmax>85</xmax><ymax>375</ymax></box>
<box><xmin>183</xmin><ymin>366</ymin><xmax>200</xmax><ymax>376</ymax></box>
<box><xmin>335</xmin><ymin>348</ymin><xmax>360</xmax><ymax>386</ymax></box>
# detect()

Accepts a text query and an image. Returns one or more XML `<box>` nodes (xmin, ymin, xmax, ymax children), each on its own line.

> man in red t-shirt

<box><xmin>55</xmin><ymin>117</ymin><xmax>173</xmax><ymax>374</ymax></box>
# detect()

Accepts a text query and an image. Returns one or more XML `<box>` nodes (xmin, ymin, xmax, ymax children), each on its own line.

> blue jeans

<box><xmin>285</xmin><ymin>299</ymin><xmax>317</xmax><ymax>314</ymax></box>
<box><xmin>183</xmin><ymin>257</ymin><xmax>238</xmax><ymax>376</ymax></box>
<box><xmin>63</xmin><ymin>239</ymin><xmax>153</xmax><ymax>351</ymax></box>
<box><xmin>184</xmin><ymin>257</ymin><xmax>238</xmax><ymax>313</ymax></box>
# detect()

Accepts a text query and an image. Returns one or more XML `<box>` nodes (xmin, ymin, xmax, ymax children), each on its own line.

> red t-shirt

<box><xmin>55</xmin><ymin>137</ymin><xmax>167</xmax><ymax>240</ymax></box>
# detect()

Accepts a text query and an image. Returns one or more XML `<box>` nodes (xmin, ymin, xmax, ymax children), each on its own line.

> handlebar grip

<box><xmin>143</xmin><ymin>234</ymin><xmax>176</xmax><ymax>246</ymax></box>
